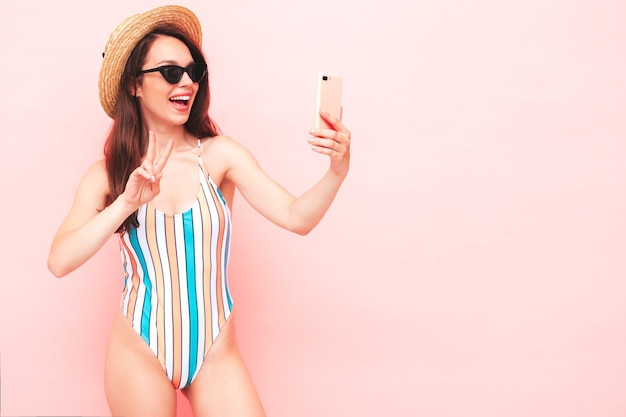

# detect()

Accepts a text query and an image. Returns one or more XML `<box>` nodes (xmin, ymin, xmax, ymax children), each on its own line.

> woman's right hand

<box><xmin>48</xmin><ymin>131</ymin><xmax>173</xmax><ymax>277</ymax></box>
<box><xmin>122</xmin><ymin>130</ymin><xmax>173</xmax><ymax>208</ymax></box>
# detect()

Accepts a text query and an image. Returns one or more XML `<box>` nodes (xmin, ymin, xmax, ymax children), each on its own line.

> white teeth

<box><xmin>170</xmin><ymin>95</ymin><xmax>190</xmax><ymax>101</ymax></box>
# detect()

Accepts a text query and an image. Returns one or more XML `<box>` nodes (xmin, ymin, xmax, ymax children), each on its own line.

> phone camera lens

<box><xmin>322</xmin><ymin>75</ymin><xmax>328</xmax><ymax>81</ymax></box>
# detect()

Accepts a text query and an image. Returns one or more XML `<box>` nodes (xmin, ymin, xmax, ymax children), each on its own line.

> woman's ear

<box><xmin>130</xmin><ymin>78</ymin><xmax>142</xmax><ymax>98</ymax></box>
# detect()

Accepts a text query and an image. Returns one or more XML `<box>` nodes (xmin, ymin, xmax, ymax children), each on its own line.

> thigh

<box><xmin>182</xmin><ymin>312</ymin><xmax>266</xmax><ymax>417</ymax></box>
<box><xmin>104</xmin><ymin>310</ymin><xmax>177</xmax><ymax>417</ymax></box>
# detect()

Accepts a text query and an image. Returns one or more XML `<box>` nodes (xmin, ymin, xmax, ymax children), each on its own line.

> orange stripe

<box><xmin>165</xmin><ymin>215</ymin><xmax>182</xmax><ymax>388</ymax></box>
<box><xmin>198</xmin><ymin>184</ymin><xmax>213</xmax><ymax>349</ymax></box>
<box><xmin>120</xmin><ymin>237</ymin><xmax>139</xmax><ymax>323</ymax></box>
<box><xmin>208</xmin><ymin>184</ymin><xmax>226</xmax><ymax>328</ymax></box>
<box><xmin>118</xmin><ymin>235</ymin><xmax>130</xmax><ymax>307</ymax></box>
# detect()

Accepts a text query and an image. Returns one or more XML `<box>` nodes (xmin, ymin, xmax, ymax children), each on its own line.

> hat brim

<box><xmin>98</xmin><ymin>5</ymin><xmax>202</xmax><ymax>118</ymax></box>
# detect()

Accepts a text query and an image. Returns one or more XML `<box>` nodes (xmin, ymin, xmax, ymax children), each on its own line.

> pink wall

<box><xmin>1</xmin><ymin>0</ymin><xmax>625</xmax><ymax>415</ymax></box>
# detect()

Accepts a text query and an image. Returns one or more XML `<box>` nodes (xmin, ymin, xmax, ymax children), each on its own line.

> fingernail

<box><xmin>308</xmin><ymin>137</ymin><xmax>314</xmax><ymax>143</ymax></box>
<box><xmin>309</xmin><ymin>129</ymin><xmax>316</xmax><ymax>134</ymax></box>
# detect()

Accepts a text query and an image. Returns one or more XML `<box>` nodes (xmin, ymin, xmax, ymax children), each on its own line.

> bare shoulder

<box><xmin>53</xmin><ymin>159</ymin><xmax>111</xmax><ymax>237</ymax></box>
<box><xmin>199</xmin><ymin>134</ymin><xmax>263</xmax><ymax>193</ymax></box>
<box><xmin>84</xmin><ymin>159</ymin><xmax>108</xmax><ymax>176</ymax></box>
<box><xmin>82</xmin><ymin>159</ymin><xmax>109</xmax><ymax>188</ymax></box>
<box><xmin>77</xmin><ymin>159</ymin><xmax>110</xmax><ymax>210</ymax></box>
<box><xmin>200</xmin><ymin>135</ymin><xmax>256</xmax><ymax>171</ymax></box>
<box><xmin>201</xmin><ymin>134</ymin><xmax>248</xmax><ymax>154</ymax></box>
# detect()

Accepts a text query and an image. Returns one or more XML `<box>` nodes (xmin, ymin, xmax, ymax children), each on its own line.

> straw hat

<box><xmin>98</xmin><ymin>5</ymin><xmax>203</xmax><ymax>118</ymax></box>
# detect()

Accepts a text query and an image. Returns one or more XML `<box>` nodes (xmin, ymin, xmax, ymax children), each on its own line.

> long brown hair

<box><xmin>104</xmin><ymin>24</ymin><xmax>220</xmax><ymax>232</ymax></box>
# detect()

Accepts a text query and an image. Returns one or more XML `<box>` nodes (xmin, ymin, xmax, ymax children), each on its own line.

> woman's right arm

<box><xmin>48</xmin><ymin>133</ymin><xmax>173</xmax><ymax>278</ymax></box>
<box><xmin>47</xmin><ymin>160</ymin><xmax>137</xmax><ymax>278</ymax></box>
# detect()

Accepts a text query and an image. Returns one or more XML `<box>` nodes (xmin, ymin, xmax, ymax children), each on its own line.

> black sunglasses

<box><xmin>138</xmin><ymin>63</ymin><xmax>207</xmax><ymax>84</ymax></box>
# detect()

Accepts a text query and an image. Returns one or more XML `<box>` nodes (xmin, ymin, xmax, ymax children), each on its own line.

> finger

<box><xmin>144</xmin><ymin>131</ymin><xmax>156</xmax><ymax>174</ymax></box>
<box><xmin>334</xmin><ymin>130</ymin><xmax>350</xmax><ymax>145</ymax></box>
<box><xmin>155</xmin><ymin>139</ymin><xmax>174</xmax><ymax>172</ymax></box>
<box><xmin>309</xmin><ymin>135</ymin><xmax>348</xmax><ymax>153</ymax></box>
<box><xmin>319</xmin><ymin>110</ymin><xmax>349</xmax><ymax>134</ymax></box>
<box><xmin>308</xmin><ymin>136</ymin><xmax>342</xmax><ymax>150</ymax></box>
<box><xmin>309</xmin><ymin>144</ymin><xmax>334</xmax><ymax>156</ymax></box>
<box><xmin>309</xmin><ymin>143</ymin><xmax>348</xmax><ymax>159</ymax></box>
<box><xmin>311</xmin><ymin>112</ymin><xmax>351</xmax><ymax>141</ymax></box>
<box><xmin>136</xmin><ymin>166</ymin><xmax>155</xmax><ymax>182</ymax></box>
<box><xmin>309</xmin><ymin>129</ymin><xmax>349</xmax><ymax>147</ymax></box>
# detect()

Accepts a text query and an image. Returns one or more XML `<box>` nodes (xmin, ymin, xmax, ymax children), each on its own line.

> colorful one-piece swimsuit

<box><xmin>117</xmin><ymin>139</ymin><xmax>233</xmax><ymax>389</ymax></box>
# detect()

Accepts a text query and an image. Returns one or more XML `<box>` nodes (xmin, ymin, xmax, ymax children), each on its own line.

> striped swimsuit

<box><xmin>117</xmin><ymin>140</ymin><xmax>233</xmax><ymax>389</ymax></box>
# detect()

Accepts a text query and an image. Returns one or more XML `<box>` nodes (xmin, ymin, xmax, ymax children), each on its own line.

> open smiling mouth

<box><xmin>169</xmin><ymin>95</ymin><xmax>190</xmax><ymax>108</ymax></box>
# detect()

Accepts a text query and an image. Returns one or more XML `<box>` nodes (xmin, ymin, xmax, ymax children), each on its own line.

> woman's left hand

<box><xmin>309</xmin><ymin>110</ymin><xmax>351</xmax><ymax>177</ymax></box>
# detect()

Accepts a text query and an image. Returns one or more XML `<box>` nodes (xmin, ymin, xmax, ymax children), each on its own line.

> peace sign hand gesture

<box><xmin>122</xmin><ymin>131</ymin><xmax>173</xmax><ymax>208</ymax></box>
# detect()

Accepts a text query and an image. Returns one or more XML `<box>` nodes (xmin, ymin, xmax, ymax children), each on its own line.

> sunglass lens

<box><xmin>189</xmin><ymin>64</ymin><xmax>206</xmax><ymax>82</ymax></box>
<box><xmin>162</xmin><ymin>66</ymin><xmax>184</xmax><ymax>84</ymax></box>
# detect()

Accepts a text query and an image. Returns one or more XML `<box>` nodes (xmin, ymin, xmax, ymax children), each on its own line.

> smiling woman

<box><xmin>46</xmin><ymin>5</ymin><xmax>351</xmax><ymax>417</ymax></box>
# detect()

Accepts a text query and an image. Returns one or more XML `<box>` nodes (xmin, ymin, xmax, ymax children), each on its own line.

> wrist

<box><xmin>329</xmin><ymin>164</ymin><xmax>349</xmax><ymax>180</ymax></box>
<box><xmin>112</xmin><ymin>194</ymin><xmax>140</xmax><ymax>216</ymax></box>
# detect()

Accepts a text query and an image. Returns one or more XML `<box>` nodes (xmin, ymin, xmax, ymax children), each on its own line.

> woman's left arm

<box><xmin>224</xmin><ymin>111</ymin><xmax>350</xmax><ymax>235</ymax></box>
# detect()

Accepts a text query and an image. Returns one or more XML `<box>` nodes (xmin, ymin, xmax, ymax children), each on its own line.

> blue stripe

<box><xmin>224</xmin><ymin>221</ymin><xmax>233</xmax><ymax>310</ymax></box>
<box><xmin>182</xmin><ymin>210</ymin><xmax>198</xmax><ymax>386</ymax></box>
<box><xmin>129</xmin><ymin>228</ymin><xmax>152</xmax><ymax>344</ymax></box>
<box><xmin>215</xmin><ymin>187</ymin><xmax>227</xmax><ymax>205</ymax></box>
<box><xmin>122</xmin><ymin>262</ymin><xmax>128</xmax><ymax>290</ymax></box>
<box><xmin>213</xmin><ymin>183</ymin><xmax>233</xmax><ymax>311</ymax></box>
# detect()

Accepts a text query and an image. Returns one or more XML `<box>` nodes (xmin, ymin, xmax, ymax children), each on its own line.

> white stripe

<box><xmin>209</xmin><ymin>176</ymin><xmax>233</xmax><ymax>319</ymax></box>
<box><xmin>191</xmin><ymin>196</ymin><xmax>206</xmax><ymax>375</ymax></box>
<box><xmin>130</xmin><ymin>208</ymin><xmax>147</xmax><ymax>339</ymax></box>
<box><xmin>174</xmin><ymin>214</ymin><xmax>190</xmax><ymax>386</ymax></box>
<box><xmin>155</xmin><ymin>212</ymin><xmax>174</xmax><ymax>380</ymax></box>
<box><xmin>221</xmin><ymin>222</ymin><xmax>232</xmax><ymax>317</ymax></box>
<box><xmin>135</xmin><ymin>208</ymin><xmax>158</xmax><ymax>355</ymax></box>
<box><xmin>202</xmin><ymin>177</ymin><xmax>220</xmax><ymax>340</ymax></box>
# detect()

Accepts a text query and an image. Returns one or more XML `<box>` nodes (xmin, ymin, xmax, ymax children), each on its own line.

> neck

<box><xmin>147</xmin><ymin>124</ymin><xmax>196</xmax><ymax>152</ymax></box>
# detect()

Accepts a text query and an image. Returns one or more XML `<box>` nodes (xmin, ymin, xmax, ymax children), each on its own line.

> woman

<box><xmin>47</xmin><ymin>5</ymin><xmax>350</xmax><ymax>417</ymax></box>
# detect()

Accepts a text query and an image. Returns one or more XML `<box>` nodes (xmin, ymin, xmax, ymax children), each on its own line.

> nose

<box><xmin>178</xmin><ymin>70</ymin><xmax>193</xmax><ymax>85</ymax></box>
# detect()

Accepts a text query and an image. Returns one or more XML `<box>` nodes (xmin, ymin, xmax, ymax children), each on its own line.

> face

<box><xmin>135</xmin><ymin>35</ymin><xmax>200</xmax><ymax>127</ymax></box>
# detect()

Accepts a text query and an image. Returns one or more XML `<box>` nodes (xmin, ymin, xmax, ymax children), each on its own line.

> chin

<box><xmin>168</xmin><ymin>112</ymin><xmax>192</xmax><ymax>126</ymax></box>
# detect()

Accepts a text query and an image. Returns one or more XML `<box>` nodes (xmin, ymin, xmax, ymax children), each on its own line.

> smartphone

<box><xmin>315</xmin><ymin>72</ymin><xmax>343</xmax><ymax>129</ymax></box>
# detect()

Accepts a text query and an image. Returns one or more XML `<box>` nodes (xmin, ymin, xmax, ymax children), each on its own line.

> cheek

<box><xmin>142</xmin><ymin>85</ymin><xmax>169</xmax><ymax>105</ymax></box>
<box><xmin>191</xmin><ymin>84</ymin><xmax>201</xmax><ymax>102</ymax></box>
<box><xmin>137</xmin><ymin>78</ymin><xmax>168</xmax><ymax>99</ymax></box>
<box><xmin>137</xmin><ymin>90</ymin><xmax>169</xmax><ymax>116</ymax></box>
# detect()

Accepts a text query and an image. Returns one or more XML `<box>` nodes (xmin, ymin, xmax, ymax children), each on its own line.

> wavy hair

<box><xmin>104</xmin><ymin>24</ymin><xmax>219</xmax><ymax>232</ymax></box>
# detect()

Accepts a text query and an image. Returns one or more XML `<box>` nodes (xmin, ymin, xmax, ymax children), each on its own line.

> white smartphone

<box><xmin>315</xmin><ymin>72</ymin><xmax>343</xmax><ymax>129</ymax></box>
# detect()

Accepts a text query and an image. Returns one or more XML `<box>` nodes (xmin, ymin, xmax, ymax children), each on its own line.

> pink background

<box><xmin>1</xmin><ymin>0</ymin><xmax>625</xmax><ymax>416</ymax></box>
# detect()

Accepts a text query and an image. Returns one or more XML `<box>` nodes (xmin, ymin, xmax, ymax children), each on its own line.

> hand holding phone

<box><xmin>315</xmin><ymin>72</ymin><xmax>343</xmax><ymax>130</ymax></box>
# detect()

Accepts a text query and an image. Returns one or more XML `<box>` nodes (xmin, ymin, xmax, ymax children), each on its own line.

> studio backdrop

<box><xmin>0</xmin><ymin>0</ymin><xmax>625</xmax><ymax>416</ymax></box>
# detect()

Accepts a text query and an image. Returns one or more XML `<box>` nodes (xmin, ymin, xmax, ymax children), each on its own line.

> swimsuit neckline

<box><xmin>147</xmin><ymin>163</ymin><xmax>209</xmax><ymax>217</ymax></box>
